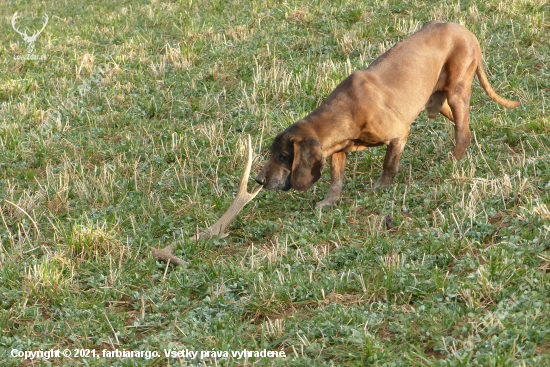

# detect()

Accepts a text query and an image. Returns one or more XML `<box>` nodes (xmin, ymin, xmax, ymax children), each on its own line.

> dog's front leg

<box><xmin>316</xmin><ymin>151</ymin><xmax>347</xmax><ymax>207</ymax></box>
<box><xmin>375</xmin><ymin>132</ymin><xmax>409</xmax><ymax>189</ymax></box>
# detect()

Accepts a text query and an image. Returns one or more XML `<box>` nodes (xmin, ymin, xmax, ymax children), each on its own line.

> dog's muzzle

<box><xmin>255</xmin><ymin>173</ymin><xmax>291</xmax><ymax>191</ymax></box>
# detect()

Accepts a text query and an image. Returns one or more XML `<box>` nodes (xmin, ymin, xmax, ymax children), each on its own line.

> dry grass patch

<box><xmin>57</xmin><ymin>220</ymin><xmax>128</xmax><ymax>262</ymax></box>
<box><xmin>24</xmin><ymin>252</ymin><xmax>75</xmax><ymax>300</ymax></box>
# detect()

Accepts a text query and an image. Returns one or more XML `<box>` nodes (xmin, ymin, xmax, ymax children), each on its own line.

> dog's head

<box><xmin>255</xmin><ymin>128</ymin><xmax>325</xmax><ymax>192</ymax></box>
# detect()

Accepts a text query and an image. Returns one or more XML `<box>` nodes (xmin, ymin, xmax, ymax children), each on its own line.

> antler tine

<box><xmin>38</xmin><ymin>14</ymin><xmax>49</xmax><ymax>34</ymax></box>
<box><xmin>236</xmin><ymin>135</ymin><xmax>262</xmax><ymax>199</ymax></box>
<box><xmin>236</xmin><ymin>135</ymin><xmax>253</xmax><ymax>196</ymax></box>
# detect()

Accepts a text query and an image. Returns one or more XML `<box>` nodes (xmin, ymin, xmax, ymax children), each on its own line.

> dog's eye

<box><xmin>277</xmin><ymin>155</ymin><xmax>289</xmax><ymax>164</ymax></box>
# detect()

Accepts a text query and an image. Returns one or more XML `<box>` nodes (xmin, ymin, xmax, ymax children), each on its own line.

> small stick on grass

<box><xmin>152</xmin><ymin>135</ymin><xmax>263</xmax><ymax>266</ymax></box>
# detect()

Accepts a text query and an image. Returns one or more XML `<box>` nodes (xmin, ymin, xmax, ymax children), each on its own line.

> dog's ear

<box><xmin>291</xmin><ymin>137</ymin><xmax>325</xmax><ymax>191</ymax></box>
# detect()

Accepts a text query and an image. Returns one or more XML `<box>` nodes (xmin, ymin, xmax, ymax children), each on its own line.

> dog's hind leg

<box><xmin>426</xmin><ymin>92</ymin><xmax>455</xmax><ymax>122</ymax></box>
<box><xmin>445</xmin><ymin>51</ymin><xmax>478</xmax><ymax>159</ymax></box>
<box><xmin>439</xmin><ymin>100</ymin><xmax>454</xmax><ymax>122</ymax></box>
<box><xmin>425</xmin><ymin>91</ymin><xmax>447</xmax><ymax>119</ymax></box>
<box><xmin>316</xmin><ymin>151</ymin><xmax>347</xmax><ymax>207</ymax></box>
<box><xmin>447</xmin><ymin>81</ymin><xmax>473</xmax><ymax>159</ymax></box>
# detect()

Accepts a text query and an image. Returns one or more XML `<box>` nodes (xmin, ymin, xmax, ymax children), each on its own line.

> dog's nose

<box><xmin>255</xmin><ymin>176</ymin><xmax>266</xmax><ymax>185</ymax></box>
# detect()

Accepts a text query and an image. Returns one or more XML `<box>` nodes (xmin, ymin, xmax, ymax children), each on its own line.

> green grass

<box><xmin>1</xmin><ymin>0</ymin><xmax>549</xmax><ymax>366</ymax></box>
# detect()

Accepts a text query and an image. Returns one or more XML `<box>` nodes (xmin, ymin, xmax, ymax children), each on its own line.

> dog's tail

<box><xmin>476</xmin><ymin>62</ymin><xmax>520</xmax><ymax>108</ymax></box>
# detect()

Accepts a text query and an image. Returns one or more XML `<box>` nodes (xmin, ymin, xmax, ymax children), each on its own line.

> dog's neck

<box><xmin>300</xmin><ymin>107</ymin><xmax>358</xmax><ymax>158</ymax></box>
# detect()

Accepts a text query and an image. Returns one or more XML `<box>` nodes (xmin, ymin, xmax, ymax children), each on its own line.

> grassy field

<box><xmin>1</xmin><ymin>0</ymin><xmax>549</xmax><ymax>365</ymax></box>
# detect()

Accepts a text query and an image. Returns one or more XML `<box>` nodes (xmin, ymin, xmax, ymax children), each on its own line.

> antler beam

<box><xmin>152</xmin><ymin>135</ymin><xmax>263</xmax><ymax>266</ymax></box>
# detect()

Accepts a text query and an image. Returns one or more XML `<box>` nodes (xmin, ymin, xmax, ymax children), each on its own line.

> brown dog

<box><xmin>255</xmin><ymin>21</ymin><xmax>520</xmax><ymax>207</ymax></box>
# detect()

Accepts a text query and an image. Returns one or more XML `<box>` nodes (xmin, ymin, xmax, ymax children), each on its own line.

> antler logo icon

<box><xmin>11</xmin><ymin>12</ymin><xmax>49</xmax><ymax>54</ymax></box>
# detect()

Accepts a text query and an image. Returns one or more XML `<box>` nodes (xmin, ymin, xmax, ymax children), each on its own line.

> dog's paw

<box><xmin>316</xmin><ymin>197</ymin><xmax>341</xmax><ymax>208</ymax></box>
<box><xmin>374</xmin><ymin>177</ymin><xmax>392</xmax><ymax>190</ymax></box>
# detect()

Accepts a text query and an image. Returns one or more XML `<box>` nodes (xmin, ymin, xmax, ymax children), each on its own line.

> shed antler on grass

<box><xmin>152</xmin><ymin>135</ymin><xmax>263</xmax><ymax>266</ymax></box>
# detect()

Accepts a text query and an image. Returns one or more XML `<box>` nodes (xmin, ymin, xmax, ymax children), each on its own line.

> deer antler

<box><xmin>11</xmin><ymin>12</ymin><xmax>28</xmax><ymax>39</ymax></box>
<box><xmin>152</xmin><ymin>135</ymin><xmax>263</xmax><ymax>266</ymax></box>
<box><xmin>31</xmin><ymin>14</ymin><xmax>49</xmax><ymax>41</ymax></box>
<box><xmin>11</xmin><ymin>12</ymin><xmax>48</xmax><ymax>54</ymax></box>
